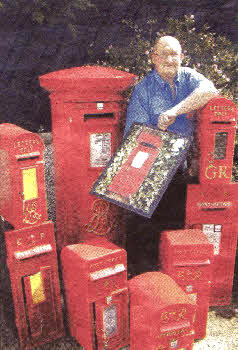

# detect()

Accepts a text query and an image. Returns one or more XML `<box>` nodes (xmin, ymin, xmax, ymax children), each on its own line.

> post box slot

<box><xmin>84</xmin><ymin>113</ymin><xmax>114</xmax><ymax>121</ymax></box>
<box><xmin>160</xmin><ymin>321</ymin><xmax>190</xmax><ymax>333</ymax></box>
<box><xmin>140</xmin><ymin>141</ymin><xmax>157</xmax><ymax>149</ymax></box>
<box><xmin>14</xmin><ymin>244</ymin><xmax>53</xmax><ymax>260</ymax></box>
<box><xmin>16</xmin><ymin>152</ymin><xmax>41</xmax><ymax>161</ymax></box>
<box><xmin>90</xmin><ymin>264</ymin><xmax>125</xmax><ymax>280</ymax></box>
<box><xmin>201</xmin><ymin>207</ymin><xmax>226</xmax><ymax>211</ymax></box>
<box><xmin>173</xmin><ymin>259</ymin><xmax>210</xmax><ymax>267</ymax></box>
<box><xmin>211</xmin><ymin>121</ymin><xmax>232</xmax><ymax>124</ymax></box>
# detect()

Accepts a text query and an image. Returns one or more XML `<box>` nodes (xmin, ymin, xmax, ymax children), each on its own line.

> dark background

<box><xmin>0</xmin><ymin>0</ymin><xmax>237</xmax><ymax>131</ymax></box>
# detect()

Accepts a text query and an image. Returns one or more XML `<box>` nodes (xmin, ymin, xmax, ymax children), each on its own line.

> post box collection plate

<box><xmin>90</xmin><ymin>123</ymin><xmax>192</xmax><ymax>218</ymax></box>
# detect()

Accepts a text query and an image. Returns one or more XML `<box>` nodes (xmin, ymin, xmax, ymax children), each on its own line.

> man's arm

<box><xmin>158</xmin><ymin>81</ymin><xmax>219</xmax><ymax>130</ymax></box>
<box><xmin>124</xmin><ymin>85</ymin><xmax>150</xmax><ymax>137</ymax></box>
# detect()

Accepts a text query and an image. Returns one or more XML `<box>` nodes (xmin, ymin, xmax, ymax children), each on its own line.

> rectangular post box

<box><xmin>159</xmin><ymin>229</ymin><xmax>213</xmax><ymax>339</ymax></box>
<box><xmin>0</xmin><ymin>123</ymin><xmax>48</xmax><ymax>229</ymax></box>
<box><xmin>195</xmin><ymin>97</ymin><xmax>237</xmax><ymax>184</ymax></box>
<box><xmin>186</xmin><ymin>183</ymin><xmax>238</xmax><ymax>306</ymax></box>
<box><xmin>60</xmin><ymin>240</ymin><xmax>129</xmax><ymax>350</ymax></box>
<box><xmin>5</xmin><ymin>221</ymin><xmax>64</xmax><ymax>349</ymax></box>
<box><xmin>39</xmin><ymin>66</ymin><xmax>137</xmax><ymax>248</ymax></box>
<box><xmin>129</xmin><ymin>271</ymin><xmax>196</xmax><ymax>350</ymax></box>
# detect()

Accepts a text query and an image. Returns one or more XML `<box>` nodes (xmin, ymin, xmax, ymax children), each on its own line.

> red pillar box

<box><xmin>60</xmin><ymin>240</ymin><xmax>129</xmax><ymax>350</ymax></box>
<box><xmin>39</xmin><ymin>66</ymin><xmax>137</xmax><ymax>249</ymax></box>
<box><xmin>186</xmin><ymin>183</ymin><xmax>238</xmax><ymax>306</ymax></box>
<box><xmin>5</xmin><ymin>221</ymin><xmax>64</xmax><ymax>350</ymax></box>
<box><xmin>0</xmin><ymin>123</ymin><xmax>48</xmax><ymax>229</ymax></box>
<box><xmin>129</xmin><ymin>272</ymin><xmax>196</xmax><ymax>350</ymax></box>
<box><xmin>195</xmin><ymin>96</ymin><xmax>237</xmax><ymax>184</ymax></box>
<box><xmin>159</xmin><ymin>229</ymin><xmax>213</xmax><ymax>339</ymax></box>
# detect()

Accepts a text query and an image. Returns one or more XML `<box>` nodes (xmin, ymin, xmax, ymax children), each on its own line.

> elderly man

<box><xmin>125</xmin><ymin>36</ymin><xmax>218</xmax><ymax>276</ymax></box>
<box><xmin>124</xmin><ymin>36</ymin><xmax>218</xmax><ymax>137</ymax></box>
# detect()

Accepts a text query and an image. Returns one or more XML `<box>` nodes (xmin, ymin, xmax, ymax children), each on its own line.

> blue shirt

<box><xmin>124</xmin><ymin>67</ymin><xmax>215</xmax><ymax>137</ymax></box>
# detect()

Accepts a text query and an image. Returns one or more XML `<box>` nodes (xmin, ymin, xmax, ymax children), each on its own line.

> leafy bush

<box><xmin>100</xmin><ymin>15</ymin><xmax>238</xmax><ymax>102</ymax></box>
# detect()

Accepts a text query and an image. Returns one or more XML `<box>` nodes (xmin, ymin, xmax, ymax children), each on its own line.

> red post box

<box><xmin>0</xmin><ymin>123</ymin><xmax>48</xmax><ymax>229</ymax></box>
<box><xmin>108</xmin><ymin>131</ymin><xmax>163</xmax><ymax>197</ymax></box>
<box><xmin>129</xmin><ymin>271</ymin><xmax>196</xmax><ymax>350</ymax></box>
<box><xmin>39</xmin><ymin>66</ymin><xmax>137</xmax><ymax>249</ymax></box>
<box><xmin>186</xmin><ymin>183</ymin><xmax>238</xmax><ymax>306</ymax></box>
<box><xmin>159</xmin><ymin>229</ymin><xmax>213</xmax><ymax>339</ymax></box>
<box><xmin>60</xmin><ymin>239</ymin><xmax>129</xmax><ymax>350</ymax></box>
<box><xmin>195</xmin><ymin>96</ymin><xmax>238</xmax><ymax>184</ymax></box>
<box><xmin>5</xmin><ymin>221</ymin><xmax>64</xmax><ymax>349</ymax></box>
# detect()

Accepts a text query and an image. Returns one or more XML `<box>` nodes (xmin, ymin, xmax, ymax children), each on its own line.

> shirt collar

<box><xmin>152</xmin><ymin>69</ymin><xmax>181</xmax><ymax>86</ymax></box>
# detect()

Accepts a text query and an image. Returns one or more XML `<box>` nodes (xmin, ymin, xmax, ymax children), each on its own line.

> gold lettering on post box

<box><xmin>205</xmin><ymin>164</ymin><xmax>217</xmax><ymax>179</ymax></box>
<box><xmin>23</xmin><ymin>200</ymin><xmax>42</xmax><ymax>225</ymax></box>
<box><xmin>218</xmin><ymin>166</ymin><xmax>229</xmax><ymax>178</ymax></box>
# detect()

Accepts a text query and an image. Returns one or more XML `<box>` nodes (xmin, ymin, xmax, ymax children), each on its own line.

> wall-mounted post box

<box><xmin>61</xmin><ymin>239</ymin><xmax>129</xmax><ymax>350</ymax></box>
<box><xmin>159</xmin><ymin>229</ymin><xmax>213</xmax><ymax>339</ymax></box>
<box><xmin>39</xmin><ymin>66</ymin><xmax>137</xmax><ymax>249</ymax></box>
<box><xmin>5</xmin><ymin>221</ymin><xmax>64</xmax><ymax>349</ymax></box>
<box><xmin>186</xmin><ymin>183</ymin><xmax>238</xmax><ymax>306</ymax></box>
<box><xmin>107</xmin><ymin>131</ymin><xmax>163</xmax><ymax>197</ymax></box>
<box><xmin>0</xmin><ymin>123</ymin><xmax>48</xmax><ymax>229</ymax></box>
<box><xmin>129</xmin><ymin>271</ymin><xmax>196</xmax><ymax>350</ymax></box>
<box><xmin>195</xmin><ymin>97</ymin><xmax>237</xmax><ymax>184</ymax></box>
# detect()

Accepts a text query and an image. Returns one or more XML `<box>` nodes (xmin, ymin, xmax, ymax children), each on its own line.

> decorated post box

<box><xmin>129</xmin><ymin>271</ymin><xmax>196</xmax><ymax>350</ymax></box>
<box><xmin>39</xmin><ymin>66</ymin><xmax>137</xmax><ymax>249</ymax></box>
<box><xmin>186</xmin><ymin>183</ymin><xmax>238</xmax><ymax>306</ymax></box>
<box><xmin>61</xmin><ymin>240</ymin><xmax>129</xmax><ymax>350</ymax></box>
<box><xmin>0</xmin><ymin>123</ymin><xmax>48</xmax><ymax>229</ymax></box>
<box><xmin>195</xmin><ymin>96</ymin><xmax>237</xmax><ymax>184</ymax></box>
<box><xmin>159</xmin><ymin>229</ymin><xmax>213</xmax><ymax>339</ymax></box>
<box><xmin>5</xmin><ymin>221</ymin><xmax>64</xmax><ymax>350</ymax></box>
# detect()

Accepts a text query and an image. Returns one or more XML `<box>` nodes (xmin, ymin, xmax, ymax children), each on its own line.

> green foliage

<box><xmin>0</xmin><ymin>0</ymin><xmax>95</xmax><ymax>25</ymax></box>
<box><xmin>99</xmin><ymin>15</ymin><xmax>238</xmax><ymax>102</ymax></box>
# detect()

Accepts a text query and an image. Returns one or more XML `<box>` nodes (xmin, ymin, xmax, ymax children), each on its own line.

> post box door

<box><xmin>22</xmin><ymin>266</ymin><xmax>58</xmax><ymax>340</ymax></box>
<box><xmin>94</xmin><ymin>288</ymin><xmax>129</xmax><ymax>349</ymax></box>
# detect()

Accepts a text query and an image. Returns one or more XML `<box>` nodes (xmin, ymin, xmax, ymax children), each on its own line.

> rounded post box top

<box><xmin>164</xmin><ymin>229</ymin><xmax>211</xmax><ymax>246</ymax></box>
<box><xmin>39</xmin><ymin>65</ymin><xmax>138</xmax><ymax>98</ymax></box>
<box><xmin>196</xmin><ymin>96</ymin><xmax>238</xmax><ymax>125</ymax></box>
<box><xmin>129</xmin><ymin>271</ymin><xmax>196</xmax><ymax>308</ymax></box>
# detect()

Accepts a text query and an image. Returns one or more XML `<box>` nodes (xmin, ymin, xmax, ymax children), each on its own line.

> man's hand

<box><xmin>158</xmin><ymin>111</ymin><xmax>177</xmax><ymax>131</ymax></box>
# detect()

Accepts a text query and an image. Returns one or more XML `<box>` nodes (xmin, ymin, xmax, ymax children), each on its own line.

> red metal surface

<box><xmin>5</xmin><ymin>221</ymin><xmax>64</xmax><ymax>350</ymax></box>
<box><xmin>61</xmin><ymin>239</ymin><xmax>129</xmax><ymax>350</ymax></box>
<box><xmin>186</xmin><ymin>183</ymin><xmax>238</xmax><ymax>306</ymax></box>
<box><xmin>0</xmin><ymin>123</ymin><xmax>48</xmax><ymax>229</ymax></box>
<box><xmin>195</xmin><ymin>96</ymin><xmax>237</xmax><ymax>184</ymax></box>
<box><xmin>129</xmin><ymin>271</ymin><xmax>196</xmax><ymax>350</ymax></box>
<box><xmin>159</xmin><ymin>229</ymin><xmax>213</xmax><ymax>339</ymax></box>
<box><xmin>39</xmin><ymin>66</ymin><xmax>138</xmax><ymax>249</ymax></box>
<box><xmin>108</xmin><ymin>132</ymin><xmax>163</xmax><ymax>197</ymax></box>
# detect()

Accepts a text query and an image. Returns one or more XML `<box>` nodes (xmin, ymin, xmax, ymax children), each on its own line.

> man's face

<box><xmin>151</xmin><ymin>39</ymin><xmax>183</xmax><ymax>82</ymax></box>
